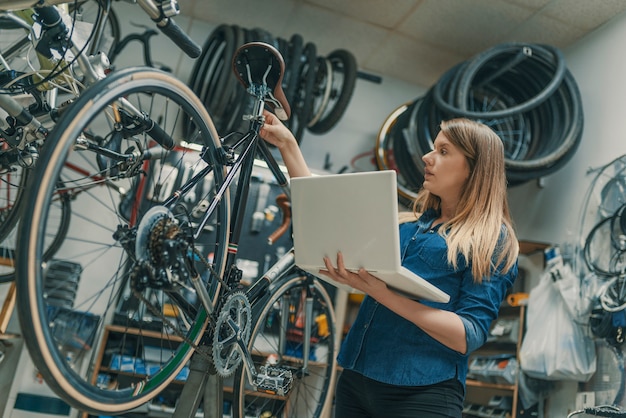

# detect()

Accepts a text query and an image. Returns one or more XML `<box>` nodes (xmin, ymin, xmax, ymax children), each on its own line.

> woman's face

<box><xmin>422</xmin><ymin>131</ymin><xmax>471</xmax><ymax>203</ymax></box>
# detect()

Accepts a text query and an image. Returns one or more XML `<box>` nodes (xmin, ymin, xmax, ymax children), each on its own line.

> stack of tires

<box><xmin>377</xmin><ymin>43</ymin><xmax>584</xmax><ymax>200</ymax></box>
<box><xmin>188</xmin><ymin>24</ymin><xmax>358</xmax><ymax>143</ymax></box>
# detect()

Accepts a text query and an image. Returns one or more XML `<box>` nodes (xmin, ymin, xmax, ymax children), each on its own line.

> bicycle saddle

<box><xmin>232</xmin><ymin>42</ymin><xmax>291</xmax><ymax>120</ymax></box>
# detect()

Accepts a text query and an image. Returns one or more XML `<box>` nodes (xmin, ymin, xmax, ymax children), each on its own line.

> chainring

<box><xmin>212</xmin><ymin>291</ymin><xmax>252</xmax><ymax>377</ymax></box>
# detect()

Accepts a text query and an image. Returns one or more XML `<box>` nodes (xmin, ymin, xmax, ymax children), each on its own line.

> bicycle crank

<box><xmin>212</xmin><ymin>292</ymin><xmax>294</xmax><ymax>395</ymax></box>
<box><xmin>212</xmin><ymin>291</ymin><xmax>252</xmax><ymax>376</ymax></box>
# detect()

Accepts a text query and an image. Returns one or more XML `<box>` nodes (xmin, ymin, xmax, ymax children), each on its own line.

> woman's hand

<box><xmin>260</xmin><ymin>109</ymin><xmax>311</xmax><ymax>178</ymax></box>
<box><xmin>319</xmin><ymin>252</ymin><xmax>389</xmax><ymax>297</ymax></box>
<box><xmin>259</xmin><ymin>110</ymin><xmax>297</xmax><ymax>149</ymax></box>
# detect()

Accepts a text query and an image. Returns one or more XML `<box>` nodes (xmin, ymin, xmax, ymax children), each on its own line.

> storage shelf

<box><xmin>466</xmin><ymin>379</ymin><xmax>515</xmax><ymax>391</ymax></box>
<box><xmin>464</xmin><ymin>304</ymin><xmax>525</xmax><ymax>418</ymax></box>
<box><xmin>105</xmin><ymin>324</ymin><xmax>184</xmax><ymax>342</ymax></box>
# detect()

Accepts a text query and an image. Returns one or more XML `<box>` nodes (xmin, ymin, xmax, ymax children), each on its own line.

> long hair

<box><xmin>411</xmin><ymin>118</ymin><xmax>519</xmax><ymax>282</ymax></box>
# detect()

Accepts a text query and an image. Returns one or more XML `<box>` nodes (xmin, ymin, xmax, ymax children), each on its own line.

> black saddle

<box><xmin>232</xmin><ymin>42</ymin><xmax>291</xmax><ymax>120</ymax></box>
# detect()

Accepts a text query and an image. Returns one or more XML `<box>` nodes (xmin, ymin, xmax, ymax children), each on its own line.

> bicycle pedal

<box><xmin>254</xmin><ymin>366</ymin><xmax>293</xmax><ymax>396</ymax></box>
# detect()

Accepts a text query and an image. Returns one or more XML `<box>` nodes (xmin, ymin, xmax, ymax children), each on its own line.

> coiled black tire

<box><xmin>390</xmin><ymin>42</ymin><xmax>584</xmax><ymax>187</ymax></box>
<box><xmin>434</xmin><ymin>43</ymin><xmax>566</xmax><ymax>119</ymax></box>
<box><xmin>307</xmin><ymin>49</ymin><xmax>358</xmax><ymax>134</ymax></box>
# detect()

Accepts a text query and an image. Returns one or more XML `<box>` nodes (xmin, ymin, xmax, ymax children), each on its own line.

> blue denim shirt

<box><xmin>337</xmin><ymin>209</ymin><xmax>518</xmax><ymax>389</ymax></box>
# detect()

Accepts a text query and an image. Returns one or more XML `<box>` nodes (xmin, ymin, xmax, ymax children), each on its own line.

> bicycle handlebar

<box><xmin>1</xmin><ymin>0</ymin><xmax>202</xmax><ymax>59</ymax></box>
<box><xmin>136</xmin><ymin>0</ymin><xmax>201</xmax><ymax>58</ymax></box>
<box><xmin>155</xmin><ymin>18</ymin><xmax>201</xmax><ymax>58</ymax></box>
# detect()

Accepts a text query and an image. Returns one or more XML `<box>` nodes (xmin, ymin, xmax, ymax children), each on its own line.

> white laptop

<box><xmin>290</xmin><ymin>170</ymin><xmax>450</xmax><ymax>303</ymax></box>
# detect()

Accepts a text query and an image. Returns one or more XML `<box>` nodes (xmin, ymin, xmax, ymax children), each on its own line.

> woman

<box><xmin>261</xmin><ymin>112</ymin><xmax>519</xmax><ymax>418</ymax></box>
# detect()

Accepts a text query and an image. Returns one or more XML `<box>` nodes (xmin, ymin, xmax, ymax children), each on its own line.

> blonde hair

<box><xmin>411</xmin><ymin>118</ymin><xmax>519</xmax><ymax>282</ymax></box>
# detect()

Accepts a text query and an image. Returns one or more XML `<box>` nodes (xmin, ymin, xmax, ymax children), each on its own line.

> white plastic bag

<box><xmin>519</xmin><ymin>256</ymin><xmax>596</xmax><ymax>381</ymax></box>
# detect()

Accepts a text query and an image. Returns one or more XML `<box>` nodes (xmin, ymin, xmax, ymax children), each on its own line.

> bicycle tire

<box><xmin>289</xmin><ymin>41</ymin><xmax>317</xmax><ymax>144</ymax></box>
<box><xmin>212</xmin><ymin>24</ymin><xmax>242</xmax><ymax>130</ymax></box>
<box><xmin>0</xmin><ymin>188</ymin><xmax>71</xmax><ymax>282</ymax></box>
<box><xmin>307</xmin><ymin>56</ymin><xmax>332</xmax><ymax>127</ymax></box>
<box><xmin>434</xmin><ymin>43</ymin><xmax>566</xmax><ymax>119</ymax></box>
<box><xmin>188</xmin><ymin>24</ymin><xmax>235</xmax><ymax>133</ymax></box>
<box><xmin>0</xmin><ymin>162</ymin><xmax>28</xmax><ymax>282</ymax></box>
<box><xmin>308</xmin><ymin>49</ymin><xmax>358</xmax><ymax>134</ymax></box>
<box><xmin>1</xmin><ymin>186</ymin><xmax>74</xmax><ymax>282</ymax></box>
<box><xmin>393</xmin><ymin>99</ymin><xmax>424</xmax><ymax>193</ymax></box>
<box><xmin>16</xmin><ymin>67</ymin><xmax>230</xmax><ymax>414</ymax></box>
<box><xmin>283</xmin><ymin>34</ymin><xmax>304</xmax><ymax>113</ymax></box>
<box><xmin>374</xmin><ymin>103</ymin><xmax>419</xmax><ymax>205</ymax></box>
<box><xmin>505</xmin><ymin>69</ymin><xmax>583</xmax><ymax>174</ymax></box>
<box><xmin>231</xmin><ymin>273</ymin><xmax>337</xmax><ymax>418</ymax></box>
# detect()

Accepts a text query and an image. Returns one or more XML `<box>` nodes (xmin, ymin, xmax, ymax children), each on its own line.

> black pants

<box><xmin>334</xmin><ymin>369</ymin><xmax>464</xmax><ymax>418</ymax></box>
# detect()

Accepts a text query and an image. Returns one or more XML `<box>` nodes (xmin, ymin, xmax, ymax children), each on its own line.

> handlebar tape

<box><xmin>154</xmin><ymin>18</ymin><xmax>202</xmax><ymax>58</ymax></box>
<box><xmin>142</xmin><ymin>115</ymin><xmax>175</xmax><ymax>150</ymax></box>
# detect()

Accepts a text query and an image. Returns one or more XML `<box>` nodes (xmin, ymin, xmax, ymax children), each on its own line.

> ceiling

<box><xmin>178</xmin><ymin>0</ymin><xmax>626</xmax><ymax>88</ymax></box>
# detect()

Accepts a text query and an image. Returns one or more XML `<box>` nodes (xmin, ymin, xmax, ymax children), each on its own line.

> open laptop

<box><xmin>290</xmin><ymin>170</ymin><xmax>450</xmax><ymax>303</ymax></box>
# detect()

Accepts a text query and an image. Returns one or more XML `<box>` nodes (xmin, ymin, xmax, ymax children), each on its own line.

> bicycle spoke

<box><xmin>232</xmin><ymin>274</ymin><xmax>337</xmax><ymax>418</ymax></box>
<box><xmin>16</xmin><ymin>68</ymin><xmax>229</xmax><ymax>414</ymax></box>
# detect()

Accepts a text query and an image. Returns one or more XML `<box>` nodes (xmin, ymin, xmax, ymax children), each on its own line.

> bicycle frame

<box><xmin>0</xmin><ymin>0</ymin><xmax>169</xmax><ymax>22</ymax></box>
<box><xmin>160</xmin><ymin>89</ymin><xmax>304</xmax><ymax>381</ymax></box>
<box><xmin>7</xmin><ymin>31</ymin><xmax>335</xmax><ymax>413</ymax></box>
<box><xmin>0</xmin><ymin>3</ymin><xmax>129</xmax><ymax>146</ymax></box>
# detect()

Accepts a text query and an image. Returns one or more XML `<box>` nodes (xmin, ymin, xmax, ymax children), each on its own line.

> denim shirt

<box><xmin>337</xmin><ymin>209</ymin><xmax>518</xmax><ymax>389</ymax></box>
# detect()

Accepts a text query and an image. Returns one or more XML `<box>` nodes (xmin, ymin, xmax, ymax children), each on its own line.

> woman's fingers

<box><xmin>321</xmin><ymin>256</ymin><xmax>332</xmax><ymax>272</ymax></box>
<box><xmin>335</xmin><ymin>252</ymin><xmax>347</xmax><ymax>275</ymax></box>
<box><xmin>320</xmin><ymin>252</ymin><xmax>385</xmax><ymax>295</ymax></box>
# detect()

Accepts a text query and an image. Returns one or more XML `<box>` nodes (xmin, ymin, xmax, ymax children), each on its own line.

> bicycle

<box><xmin>15</xmin><ymin>39</ymin><xmax>338</xmax><ymax>418</ymax></box>
<box><xmin>0</xmin><ymin>0</ymin><xmax>200</xmax><ymax>282</ymax></box>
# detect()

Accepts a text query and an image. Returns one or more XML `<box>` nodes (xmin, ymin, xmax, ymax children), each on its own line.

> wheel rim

<box><xmin>16</xmin><ymin>68</ymin><xmax>229</xmax><ymax>413</ymax></box>
<box><xmin>232</xmin><ymin>275</ymin><xmax>337</xmax><ymax>418</ymax></box>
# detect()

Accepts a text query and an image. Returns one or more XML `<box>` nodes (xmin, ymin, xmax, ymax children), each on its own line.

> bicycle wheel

<box><xmin>0</xmin><ymin>165</ymin><xmax>71</xmax><ymax>283</ymax></box>
<box><xmin>584</xmin><ymin>212</ymin><xmax>626</xmax><ymax>277</ymax></box>
<box><xmin>231</xmin><ymin>273</ymin><xmax>337</xmax><ymax>418</ymax></box>
<box><xmin>188</xmin><ymin>24</ymin><xmax>236</xmax><ymax>133</ymax></box>
<box><xmin>307</xmin><ymin>57</ymin><xmax>332</xmax><ymax>128</ymax></box>
<box><xmin>307</xmin><ymin>49</ymin><xmax>357</xmax><ymax>134</ymax></box>
<box><xmin>288</xmin><ymin>41</ymin><xmax>317</xmax><ymax>143</ymax></box>
<box><xmin>0</xmin><ymin>159</ymin><xmax>26</xmax><ymax>282</ymax></box>
<box><xmin>16</xmin><ymin>67</ymin><xmax>230</xmax><ymax>414</ymax></box>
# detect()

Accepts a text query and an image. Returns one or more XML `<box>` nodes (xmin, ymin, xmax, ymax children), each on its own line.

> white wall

<box><xmin>513</xmin><ymin>10</ymin><xmax>626</xmax><ymax>417</ymax></box>
<box><xmin>90</xmin><ymin>0</ymin><xmax>626</xmax><ymax>282</ymax></box>
<box><xmin>507</xmin><ymin>13</ymin><xmax>626</xmax><ymax>247</ymax></box>
<box><xmin>164</xmin><ymin>4</ymin><xmax>626</xmax><ymax>255</ymax></box>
